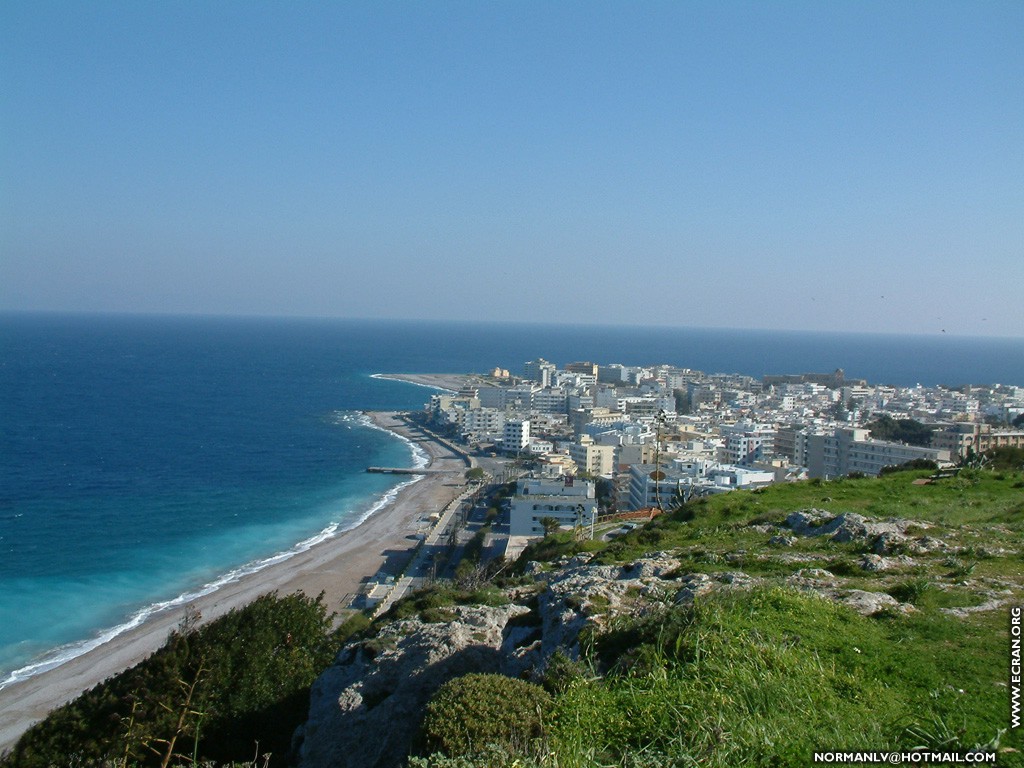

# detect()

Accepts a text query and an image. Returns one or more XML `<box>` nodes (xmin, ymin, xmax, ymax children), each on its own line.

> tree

<box><xmin>866</xmin><ymin>415</ymin><xmax>934</xmax><ymax>447</ymax></box>
<box><xmin>539</xmin><ymin>516</ymin><xmax>560</xmax><ymax>537</ymax></box>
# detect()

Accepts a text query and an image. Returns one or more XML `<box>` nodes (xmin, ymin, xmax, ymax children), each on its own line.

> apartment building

<box><xmin>568</xmin><ymin>435</ymin><xmax>617</xmax><ymax>477</ymax></box>
<box><xmin>501</xmin><ymin>419</ymin><xmax>531</xmax><ymax>453</ymax></box>
<box><xmin>814</xmin><ymin>427</ymin><xmax>951</xmax><ymax>478</ymax></box>
<box><xmin>509</xmin><ymin>476</ymin><xmax>597</xmax><ymax>537</ymax></box>
<box><xmin>718</xmin><ymin>422</ymin><xmax>776</xmax><ymax>466</ymax></box>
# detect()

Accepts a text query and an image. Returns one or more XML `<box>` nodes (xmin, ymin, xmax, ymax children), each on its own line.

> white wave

<box><xmin>351</xmin><ymin>411</ymin><xmax>430</xmax><ymax>469</ymax></box>
<box><xmin>0</xmin><ymin>409</ymin><xmax>432</xmax><ymax>691</ymax></box>
<box><xmin>0</xmin><ymin>519</ymin><xmax>346</xmax><ymax>691</ymax></box>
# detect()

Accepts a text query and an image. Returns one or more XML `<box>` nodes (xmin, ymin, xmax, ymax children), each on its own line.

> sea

<box><xmin>2</xmin><ymin>312</ymin><xmax>1023</xmax><ymax>690</ymax></box>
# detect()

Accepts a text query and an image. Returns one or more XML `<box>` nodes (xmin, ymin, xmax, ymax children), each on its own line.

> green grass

<box><xmin>545</xmin><ymin>588</ymin><xmax>1019</xmax><ymax>767</ymax></box>
<box><xmin>501</xmin><ymin>471</ymin><xmax>1024</xmax><ymax>767</ymax></box>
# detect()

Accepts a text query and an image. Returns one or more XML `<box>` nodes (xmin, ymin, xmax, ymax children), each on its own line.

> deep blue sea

<box><xmin>1</xmin><ymin>313</ymin><xmax>1022</xmax><ymax>688</ymax></box>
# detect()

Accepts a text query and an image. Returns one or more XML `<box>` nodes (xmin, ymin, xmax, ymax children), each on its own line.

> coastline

<box><xmin>372</xmin><ymin>372</ymin><xmax>480</xmax><ymax>393</ymax></box>
<box><xmin>0</xmin><ymin>410</ymin><xmax>469</xmax><ymax>754</ymax></box>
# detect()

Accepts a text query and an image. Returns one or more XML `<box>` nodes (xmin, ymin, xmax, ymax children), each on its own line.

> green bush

<box><xmin>418</xmin><ymin>673</ymin><xmax>551</xmax><ymax>758</ymax></box>
<box><xmin>541</xmin><ymin>649</ymin><xmax>589</xmax><ymax>694</ymax></box>
<box><xmin>3</xmin><ymin>592</ymin><xmax>336</xmax><ymax>768</ymax></box>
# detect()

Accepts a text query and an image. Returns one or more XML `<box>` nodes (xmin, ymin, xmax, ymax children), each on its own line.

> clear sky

<box><xmin>2</xmin><ymin>1</ymin><xmax>1022</xmax><ymax>337</ymax></box>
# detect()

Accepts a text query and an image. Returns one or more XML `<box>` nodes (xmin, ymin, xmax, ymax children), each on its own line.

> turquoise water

<box><xmin>1</xmin><ymin>313</ymin><xmax>1022</xmax><ymax>687</ymax></box>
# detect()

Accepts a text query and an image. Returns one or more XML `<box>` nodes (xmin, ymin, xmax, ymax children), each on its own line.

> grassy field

<box><xmin>491</xmin><ymin>468</ymin><xmax>1024</xmax><ymax>767</ymax></box>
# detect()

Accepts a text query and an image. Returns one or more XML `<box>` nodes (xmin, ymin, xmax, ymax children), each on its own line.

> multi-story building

<box><xmin>501</xmin><ymin>419</ymin><xmax>531</xmax><ymax>454</ymax></box>
<box><xmin>570</xmin><ymin>406</ymin><xmax>621</xmax><ymax>435</ymax></box>
<box><xmin>718</xmin><ymin>422</ymin><xmax>776</xmax><ymax>466</ymax></box>
<box><xmin>509</xmin><ymin>476</ymin><xmax>597</xmax><ymax>537</ymax></box>
<box><xmin>565</xmin><ymin>361</ymin><xmax>599</xmax><ymax>377</ymax></box>
<box><xmin>504</xmin><ymin>384</ymin><xmax>539</xmax><ymax>412</ymax></box>
<box><xmin>568</xmin><ymin>435</ymin><xmax>617</xmax><ymax>477</ymax></box>
<box><xmin>533</xmin><ymin>387</ymin><xmax>569</xmax><ymax>414</ymax></box>
<box><xmin>811</xmin><ymin>427</ymin><xmax>951</xmax><ymax>478</ymax></box>
<box><xmin>930</xmin><ymin>423</ymin><xmax>986</xmax><ymax>459</ymax></box>
<box><xmin>978</xmin><ymin>429</ymin><xmax>1024</xmax><ymax>452</ymax></box>
<box><xmin>624</xmin><ymin>461</ymin><xmax>774</xmax><ymax>511</ymax></box>
<box><xmin>524</xmin><ymin>358</ymin><xmax>556</xmax><ymax>387</ymax></box>
<box><xmin>460</xmin><ymin>407</ymin><xmax>505</xmax><ymax>441</ymax></box>
<box><xmin>598</xmin><ymin>364</ymin><xmax>630</xmax><ymax>384</ymax></box>
<box><xmin>476</xmin><ymin>385</ymin><xmax>508</xmax><ymax>410</ymax></box>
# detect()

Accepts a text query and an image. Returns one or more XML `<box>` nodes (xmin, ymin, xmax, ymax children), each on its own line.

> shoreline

<box><xmin>0</xmin><ymin>410</ymin><xmax>469</xmax><ymax>754</ymax></box>
<box><xmin>372</xmin><ymin>372</ymin><xmax>481</xmax><ymax>393</ymax></box>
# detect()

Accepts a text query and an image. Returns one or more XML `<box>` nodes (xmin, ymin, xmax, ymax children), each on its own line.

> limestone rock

<box><xmin>859</xmin><ymin>554</ymin><xmax>915</xmax><ymax>572</ymax></box>
<box><xmin>833</xmin><ymin>589</ymin><xmax>903</xmax><ymax>616</ymax></box>
<box><xmin>295</xmin><ymin>604</ymin><xmax>527</xmax><ymax>768</ymax></box>
<box><xmin>788</xmin><ymin>568</ymin><xmax>838</xmax><ymax>589</ymax></box>
<box><xmin>786</xmin><ymin>509</ymin><xmax>924</xmax><ymax>545</ymax></box>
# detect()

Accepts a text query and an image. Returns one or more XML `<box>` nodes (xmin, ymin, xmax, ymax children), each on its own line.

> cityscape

<box><xmin>423</xmin><ymin>359</ymin><xmax>1024</xmax><ymax>540</ymax></box>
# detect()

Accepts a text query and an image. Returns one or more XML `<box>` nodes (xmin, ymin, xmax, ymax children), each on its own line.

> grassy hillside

<box><xmin>429</xmin><ymin>467</ymin><xmax>1024</xmax><ymax>767</ymax></box>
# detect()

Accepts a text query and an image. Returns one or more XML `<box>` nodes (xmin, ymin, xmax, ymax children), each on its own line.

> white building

<box><xmin>461</xmin><ymin>408</ymin><xmax>505</xmax><ymax>440</ymax></box>
<box><xmin>501</xmin><ymin>419</ymin><xmax>531</xmax><ymax>454</ymax></box>
<box><xmin>524</xmin><ymin>358</ymin><xmax>557</xmax><ymax>387</ymax></box>
<box><xmin>718</xmin><ymin>422</ymin><xmax>776</xmax><ymax>466</ymax></box>
<box><xmin>809</xmin><ymin>427</ymin><xmax>952</xmax><ymax>478</ymax></box>
<box><xmin>509</xmin><ymin>476</ymin><xmax>597</xmax><ymax>537</ymax></box>
<box><xmin>527</xmin><ymin>437</ymin><xmax>554</xmax><ymax>455</ymax></box>
<box><xmin>533</xmin><ymin>387</ymin><xmax>569</xmax><ymax>414</ymax></box>
<box><xmin>625</xmin><ymin>461</ymin><xmax>775</xmax><ymax>511</ymax></box>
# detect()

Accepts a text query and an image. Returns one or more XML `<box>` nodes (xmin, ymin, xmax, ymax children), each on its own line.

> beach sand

<box><xmin>375</xmin><ymin>372</ymin><xmax>481</xmax><ymax>393</ymax></box>
<box><xmin>0</xmin><ymin>411</ymin><xmax>469</xmax><ymax>754</ymax></box>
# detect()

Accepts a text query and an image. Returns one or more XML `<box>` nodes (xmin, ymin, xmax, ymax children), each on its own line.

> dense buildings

<box><xmin>425</xmin><ymin>357</ymin><xmax>1024</xmax><ymax>536</ymax></box>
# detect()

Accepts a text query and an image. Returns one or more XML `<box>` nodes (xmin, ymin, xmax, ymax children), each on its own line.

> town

<box><xmin>420</xmin><ymin>359</ymin><xmax>1024</xmax><ymax>547</ymax></box>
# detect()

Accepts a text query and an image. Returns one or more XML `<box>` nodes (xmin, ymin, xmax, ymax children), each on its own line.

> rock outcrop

<box><xmin>293</xmin><ymin>511</ymin><xmax>986</xmax><ymax>767</ymax></box>
<box><xmin>295</xmin><ymin>604</ymin><xmax>526</xmax><ymax>768</ymax></box>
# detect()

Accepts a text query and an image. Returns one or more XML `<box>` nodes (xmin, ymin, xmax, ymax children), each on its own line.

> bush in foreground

<box><xmin>417</xmin><ymin>673</ymin><xmax>551</xmax><ymax>759</ymax></box>
<box><xmin>3</xmin><ymin>592</ymin><xmax>337</xmax><ymax>768</ymax></box>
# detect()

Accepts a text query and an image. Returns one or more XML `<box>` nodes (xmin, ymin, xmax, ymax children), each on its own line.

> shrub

<box><xmin>541</xmin><ymin>649</ymin><xmax>589</xmax><ymax>694</ymax></box>
<box><xmin>417</xmin><ymin>673</ymin><xmax>551</xmax><ymax>758</ymax></box>
<box><xmin>887</xmin><ymin>578</ymin><xmax>933</xmax><ymax>605</ymax></box>
<box><xmin>4</xmin><ymin>592</ymin><xmax>336</xmax><ymax>768</ymax></box>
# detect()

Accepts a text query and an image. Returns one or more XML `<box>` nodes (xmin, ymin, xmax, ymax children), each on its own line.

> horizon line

<box><xmin>1</xmin><ymin>308</ymin><xmax>1022</xmax><ymax>343</ymax></box>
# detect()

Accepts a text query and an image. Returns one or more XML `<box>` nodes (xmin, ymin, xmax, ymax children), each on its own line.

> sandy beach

<box><xmin>0</xmin><ymin>410</ymin><xmax>469</xmax><ymax>754</ymax></box>
<box><xmin>373</xmin><ymin>372</ymin><xmax>483</xmax><ymax>394</ymax></box>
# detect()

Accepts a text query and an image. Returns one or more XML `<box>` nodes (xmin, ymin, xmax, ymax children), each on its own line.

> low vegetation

<box><xmin>6</xmin><ymin>466</ymin><xmax>1023</xmax><ymax>767</ymax></box>
<box><xmin>416</xmin><ymin>674</ymin><xmax>550</xmax><ymax>758</ymax></box>
<box><xmin>1</xmin><ymin>593</ymin><xmax>339</xmax><ymax>768</ymax></box>
<box><xmin>415</xmin><ymin>467</ymin><xmax>1023</xmax><ymax>767</ymax></box>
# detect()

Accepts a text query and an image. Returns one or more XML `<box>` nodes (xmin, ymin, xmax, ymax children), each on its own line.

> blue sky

<box><xmin>2</xmin><ymin>1</ymin><xmax>1022</xmax><ymax>337</ymax></box>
